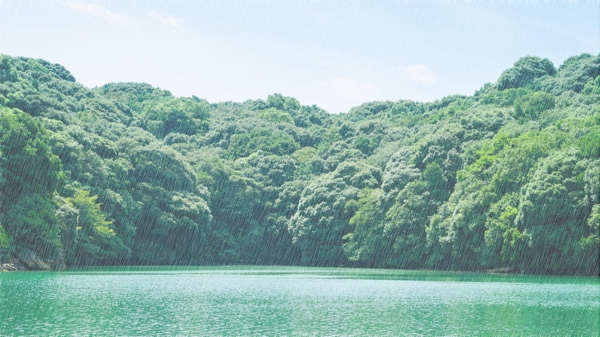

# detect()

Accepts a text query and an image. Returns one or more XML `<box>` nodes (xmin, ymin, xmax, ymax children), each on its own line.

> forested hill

<box><xmin>0</xmin><ymin>54</ymin><xmax>598</xmax><ymax>275</ymax></box>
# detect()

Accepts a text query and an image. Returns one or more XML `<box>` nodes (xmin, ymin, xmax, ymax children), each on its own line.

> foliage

<box><xmin>228</xmin><ymin>129</ymin><xmax>299</xmax><ymax>158</ymax></box>
<box><xmin>67</xmin><ymin>189</ymin><xmax>130</xmax><ymax>266</ymax></box>
<box><xmin>258</xmin><ymin>108</ymin><xmax>294</xmax><ymax>124</ymax></box>
<box><xmin>513</xmin><ymin>92</ymin><xmax>555</xmax><ymax>123</ymax></box>
<box><xmin>0</xmin><ymin>53</ymin><xmax>597</xmax><ymax>275</ymax></box>
<box><xmin>0</xmin><ymin>108</ymin><xmax>62</xmax><ymax>201</ymax></box>
<box><xmin>0</xmin><ymin>223</ymin><xmax>11</xmax><ymax>255</ymax></box>
<box><xmin>3</xmin><ymin>194</ymin><xmax>62</xmax><ymax>260</ymax></box>
<box><xmin>141</xmin><ymin>97</ymin><xmax>210</xmax><ymax>138</ymax></box>
<box><xmin>496</xmin><ymin>56</ymin><xmax>556</xmax><ymax>90</ymax></box>
<box><xmin>479</xmin><ymin>88</ymin><xmax>530</xmax><ymax>106</ymax></box>
<box><xmin>578</xmin><ymin>127</ymin><xmax>600</xmax><ymax>159</ymax></box>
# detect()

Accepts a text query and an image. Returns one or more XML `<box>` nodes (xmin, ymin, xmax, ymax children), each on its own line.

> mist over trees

<box><xmin>0</xmin><ymin>54</ymin><xmax>598</xmax><ymax>275</ymax></box>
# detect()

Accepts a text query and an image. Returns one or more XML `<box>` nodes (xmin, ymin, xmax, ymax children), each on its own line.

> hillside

<box><xmin>0</xmin><ymin>54</ymin><xmax>598</xmax><ymax>275</ymax></box>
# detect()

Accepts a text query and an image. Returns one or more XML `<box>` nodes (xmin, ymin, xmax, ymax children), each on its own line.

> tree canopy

<box><xmin>0</xmin><ymin>53</ymin><xmax>597</xmax><ymax>275</ymax></box>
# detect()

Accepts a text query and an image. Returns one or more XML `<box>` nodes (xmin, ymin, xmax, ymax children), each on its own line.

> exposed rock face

<box><xmin>17</xmin><ymin>249</ymin><xmax>51</xmax><ymax>270</ymax></box>
<box><xmin>0</xmin><ymin>263</ymin><xmax>18</xmax><ymax>272</ymax></box>
<box><xmin>0</xmin><ymin>249</ymin><xmax>66</xmax><ymax>271</ymax></box>
<box><xmin>52</xmin><ymin>253</ymin><xmax>67</xmax><ymax>271</ymax></box>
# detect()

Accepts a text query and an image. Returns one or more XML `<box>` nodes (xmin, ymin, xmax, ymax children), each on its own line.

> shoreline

<box><xmin>2</xmin><ymin>263</ymin><xmax>598</xmax><ymax>278</ymax></box>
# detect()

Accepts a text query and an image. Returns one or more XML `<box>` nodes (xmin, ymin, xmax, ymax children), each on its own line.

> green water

<box><xmin>0</xmin><ymin>267</ymin><xmax>598</xmax><ymax>336</ymax></box>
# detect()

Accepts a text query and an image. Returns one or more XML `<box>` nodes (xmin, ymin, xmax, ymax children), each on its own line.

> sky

<box><xmin>0</xmin><ymin>1</ymin><xmax>598</xmax><ymax>113</ymax></box>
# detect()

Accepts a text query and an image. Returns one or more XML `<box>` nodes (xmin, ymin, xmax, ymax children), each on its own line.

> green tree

<box><xmin>68</xmin><ymin>189</ymin><xmax>130</xmax><ymax>265</ymax></box>
<box><xmin>496</xmin><ymin>56</ymin><xmax>556</xmax><ymax>90</ymax></box>
<box><xmin>0</xmin><ymin>56</ymin><xmax>18</xmax><ymax>83</ymax></box>
<box><xmin>384</xmin><ymin>163</ymin><xmax>449</xmax><ymax>268</ymax></box>
<box><xmin>578</xmin><ymin>127</ymin><xmax>600</xmax><ymax>159</ymax></box>
<box><xmin>343</xmin><ymin>188</ymin><xmax>386</xmax><ymax>266</ymax></box>
<box><xmin>142</xmin><ymin>98</ymin><xmax>210</xmax><ymax>137</ymax></box>
<box><xmin>0</xmin><ymin>108</ymin><xmax>63</xmax><ymax>264</ymax></box>
<box><xmin>354</xmin><ymin>135</ymin><xmax>379</xmax><ymax>155</ymax></box>
<box><xmin>0</xmin><ymin>108</ymin><xmax>62</xmax><ymax>203</ymax></box>
<box><xmin>3</xmin><ymin>194</ymin><xmax>62</xmax><ymax>262</ymax></box>
<box><xmin>266</xmin><ymin>93</ymin><xmax>300</xmax><ymax>112</ymax></box>
<box><xmin>513</xmin><ymin>92</ymin><xmax>555</xmax><ymax>123</ymax></box>
<box><xmin>228</xmin><ymin>129</ymin><xmax>299</xmax><ymax>158</ymax></box>
<box><xmin>514</xmin><ymin>149</ymin><xmax>596</xmax><ymax>274</ymax></box>
<box><xmin>257</xmin><ymin>108</ymin><xmax>294</xmax><ymax>124</ymax></box>
<box><xmin>0</xmin><ymin>223</ymin><xmax>11</xmax><ymax>260</ymax></box>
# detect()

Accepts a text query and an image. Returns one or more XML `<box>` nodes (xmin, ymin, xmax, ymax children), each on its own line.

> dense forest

<box><xmin>0</xmin><ymin>53</ymin><xmax>598</xmax><ymax>275</ymax></box>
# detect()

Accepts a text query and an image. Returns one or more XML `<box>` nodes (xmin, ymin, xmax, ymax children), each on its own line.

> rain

<box><xmin>0</xmin><ymin>1</ymin><xmax>598</xmax><ymax>335</ymax></box>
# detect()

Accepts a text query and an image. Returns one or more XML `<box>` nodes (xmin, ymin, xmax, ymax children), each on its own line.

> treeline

<box><xmin>0</xmin><ymin>54</ymin><xmax>598</xmax><ymax>275</ymax></box>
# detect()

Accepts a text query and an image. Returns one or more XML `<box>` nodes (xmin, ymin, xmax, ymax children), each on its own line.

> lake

<box><xmin>0</xmin><ymin>267</ymin><xmax>598</xmax><ymax>336</ymax></box>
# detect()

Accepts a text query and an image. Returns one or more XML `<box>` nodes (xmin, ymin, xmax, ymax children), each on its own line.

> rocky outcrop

<box><xmin>0</xmin><ymin>263</ymin><xmax>18</xmax><ymax>272</ymax></box>
<box><xmin>52</xmin><ymin>253</ymin><xmax>67</xmax><ymax>271</ymax></box>
<box><xmin>0</xmin><ymin>249</ymin><xmax>66</xmax><ymax>271</ymax></box>
<box><xmin>17</xmin><ymin>249</ymin><xmax>51</xmax><ymax>270</ymax></box>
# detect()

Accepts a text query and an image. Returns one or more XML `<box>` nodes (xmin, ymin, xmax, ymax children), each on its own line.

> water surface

<box><xmin>0</xmin><ymin>267</ymin><xmax>598</xmax><ymax>336</ymax></box>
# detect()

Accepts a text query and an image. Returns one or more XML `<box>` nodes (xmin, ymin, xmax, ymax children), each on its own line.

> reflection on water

<box><xmin>0</xmin><ymin>267</ymin><xmax>598</xmax><ymax>335</ymax></box>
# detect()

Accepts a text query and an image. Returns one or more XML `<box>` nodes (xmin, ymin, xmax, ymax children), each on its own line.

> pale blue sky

<box><xmin>0</xmin><ymin>1</ymin><xmax>598</xmax><ymax>113</ymax></box>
